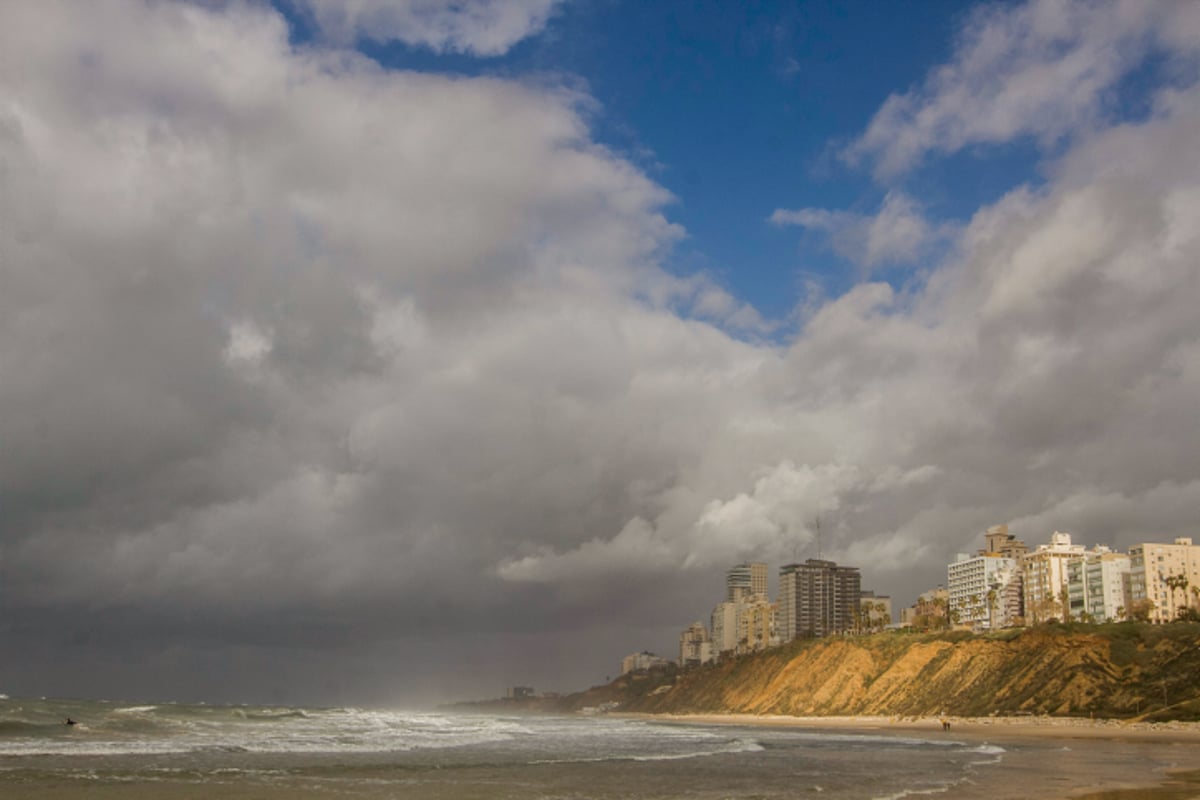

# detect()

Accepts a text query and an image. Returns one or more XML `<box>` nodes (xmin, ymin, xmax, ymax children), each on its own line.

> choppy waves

<box><xmin>0</xmin><ymin>697</ymin><xmax>529</xmax><ymax>757</ymax></box>
<box><xmin>0</xmin><ymin>697</ymin><xmax>1022</xmax><ymax>799</ymax></box>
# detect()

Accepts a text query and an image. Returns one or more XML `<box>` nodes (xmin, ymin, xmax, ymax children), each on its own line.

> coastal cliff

<box><xmin>625</xmin><ymin>623</ymin><xmax>1200</xmax><ymax>720</ymax></box>
<box><xmin>465</xmin><ymin>623</ymin><xmax>1200</xmax><ymax>720</ymax></box>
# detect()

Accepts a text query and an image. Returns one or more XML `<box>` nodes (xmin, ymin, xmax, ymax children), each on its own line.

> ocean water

<box><xmin>0</xmin><ymin>695</ymin><xmax>1178</xmax><ymax>799</ymax></box>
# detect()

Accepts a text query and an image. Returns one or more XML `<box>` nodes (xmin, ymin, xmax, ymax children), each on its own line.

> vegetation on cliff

<box><xmin>461</xmin><ymin>623</ymin><xmax>1200</xmax><ymax>721</ymax></box>
<box><xmin>627</xmin><ymin>623</ymin><xmax>1200</xmax><ymax>720</ymax></box>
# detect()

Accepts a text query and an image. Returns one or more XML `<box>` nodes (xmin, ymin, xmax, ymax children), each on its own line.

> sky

<box><xmin>2</xmin><ymin>0</ymin><xmax>1200</xmax><ymax>707</ymax></box>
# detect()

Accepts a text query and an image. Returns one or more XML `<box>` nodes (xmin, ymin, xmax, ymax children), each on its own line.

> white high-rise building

<box><xmin>948</xmin><ymin>552</ymin><xmax>1018</xmax><ymax>630</ymax></box>
<box><xmin>1066</xmin><ymin>549</ymin><xmax>1130</xmax><ymax>622</ymax></box>
<box><xmin>726</xmin><ymin>562</ymin><xmax>768</xmax><ymax>602</ymax></box>
<box><xmin>945</xmin><ymin>526</ymin><xmax>1025</xmax><ymax>629</ymax></box>
<box><xmin>711</xmin><ymin>601</ymin><xmax>740</xmax><ymax>656</ymax></box>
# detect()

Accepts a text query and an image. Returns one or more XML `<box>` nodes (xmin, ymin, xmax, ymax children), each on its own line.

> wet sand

<box><xmin>632</xmin><ymin>713</ymin><xmax>1200</xmax><ymax>799</ymax></box>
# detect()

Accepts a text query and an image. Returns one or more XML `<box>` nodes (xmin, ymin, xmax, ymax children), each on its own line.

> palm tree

<box><xmin>1165</xmin><ymin>574</ymin><xmax>1190</xmax><ymax>619</ymax></box>
<box><xmin>874</xmin><ymin>601</ymin><xmax>889</xmax><ymax>632</ymax></box>
<box><xmin>931</xmin><ymin>595</ymin><xmax>950</xmax><ymax>630</ymax></box>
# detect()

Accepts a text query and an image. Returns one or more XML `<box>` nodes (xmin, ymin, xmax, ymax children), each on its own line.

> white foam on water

<box><xmin>528</xmin><ymin>735</ymin><xmax>765</xmax><ymax>765</ymax></box>
<box><xmin>0</xmin><ymin>706</ymin><xmax>539</xmax><ymax>757</ymax></box>
<box><xmin>967</xmin><ymin>742</ymin><xmax>1006</xmax><ymax>767</ymax></box>
<box><xmin>871</xmin><ymin>786</ymin><xmax>953</xmax><ymax>800</ymax></box>
<box><xmin>628</xmin><ymin>737</ymin><xmax>765</xmax><ymax>761</ymax></box>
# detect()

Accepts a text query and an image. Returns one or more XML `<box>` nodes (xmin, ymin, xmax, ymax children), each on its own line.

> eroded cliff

<box><xmin>621</xmin><ymin>624</ymin><xmax>1200</xmax><ymax>720</ymax></box>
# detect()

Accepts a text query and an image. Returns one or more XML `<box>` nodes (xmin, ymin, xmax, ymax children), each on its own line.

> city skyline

<box><xmin>656</xmin><ymin>528</ymin><xmax>1198</xmax><ymax>676</ymax></box>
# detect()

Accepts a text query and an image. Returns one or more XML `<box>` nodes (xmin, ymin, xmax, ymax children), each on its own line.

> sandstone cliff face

<box><xmin>624</xmin><ymin>624</ymin><xmax>1200</xmax><ymax>720</ymax></box>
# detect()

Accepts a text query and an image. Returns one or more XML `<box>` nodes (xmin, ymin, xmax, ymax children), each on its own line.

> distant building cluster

<box><xmin>663</xmin><ymin>559</ymin><xmax>891</xmax><ymax>670</ymax></box>
<box><xmin>620</xmin><ymin>651</ymin><xmax>671</xmax><ymax>675</ymax></box>
<box><xmin>932</xmin><ymin>525</ymin><xmax>1200</xmax><ymax>629</ymax></box>
<box><xmin>622</xmin><ymin>527</ymin><xmax>1200</xmax><ymax>676</ymax></box>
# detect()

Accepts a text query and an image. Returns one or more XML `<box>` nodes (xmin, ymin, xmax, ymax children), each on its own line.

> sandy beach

<box><xmin>637</xmin><ymin>712</ymin><xmax>1200</xmax><ymax>743</ymax></box>
<box><xmin>631</xmin><ymin>713</ymin><xmax>1200</xmax><ymax>798</ymax></box>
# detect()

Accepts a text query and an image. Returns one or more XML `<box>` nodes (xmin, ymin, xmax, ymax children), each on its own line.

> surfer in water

<box><xmin>64</xmin><ymin>717</ymin><xmax>76</xmax><ymax>726</ymax></box>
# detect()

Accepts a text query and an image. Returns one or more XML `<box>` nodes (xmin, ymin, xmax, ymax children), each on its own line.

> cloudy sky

<box><xmin>2</xmin><ymin>0</ymin><xmax>1200</xmax><ymax>706</ymax></box>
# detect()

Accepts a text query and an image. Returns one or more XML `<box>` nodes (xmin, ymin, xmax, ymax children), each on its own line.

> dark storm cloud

<box><xmin>2</xmin><ymin>0</ymin><xmax>1200</xmax><ymax>704</ymax></box>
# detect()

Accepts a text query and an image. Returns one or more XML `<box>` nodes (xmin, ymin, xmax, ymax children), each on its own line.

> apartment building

<box><xmin>948</xmin><ymin>552</ymin><xmax>1019</xmax><ymax>630</ymax></box>
<box><xmin>946</xmin><ymin>526</ymin><xmax>1026</xmax><ymax>629</ymax></box>
<box><xmin>778</xmin><ymin>559</ymin><xmax>861</xmax><ymax>639</ymax></box>
<box><xmin>1129</xmin><ymin>537</ymin><xmax>1200</xmax><ymax>623</ymax></box>
<box><xmin>858</xmin><ymin>590</ymin><xmax>892</xmax><ymax>631</ymax></box>
<box><xmin>678</xmin><ymin>621</ymin><xmax>713</xmax><ymax>667</ymax></box>
<box><xmin>1021</xmin><ymin>531</ymin><xmax>1086</xmax><ymax>623</ymax></box>
<box><xmin>726</xmin><ymin>562</ymin><xmax>769</xmax><ymax>602</ymax></box>
<box><xmin>1066</xmin><ymin>549</ymin><xmax>1130</xmax><ymax>622</ymax></box>
<box><xmin>899</xmin><ymin>586</ymin><xmax>948</xmax><ymax>629</ymax></box>
<box><xmin>736</xmin><ymin>596</ymin><xmax>776</xmax><ymax>653</ymax></box>
<box><xmin>711</xmin><ymin>600</ymin><xmax>740</xmax><ymax>656</ymax></box>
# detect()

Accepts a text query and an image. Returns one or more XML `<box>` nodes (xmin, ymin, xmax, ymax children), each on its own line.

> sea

<box><xmin>0</xmin><ymin>695</ymin><xmax>1190</xmax><ymax>799</ymax></box>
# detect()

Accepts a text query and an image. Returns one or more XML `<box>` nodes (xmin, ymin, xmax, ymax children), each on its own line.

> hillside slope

<box><xmin>623</xmin><ymin>624</ymin><xmax>1200</xmax><ymax>720</ymax></box>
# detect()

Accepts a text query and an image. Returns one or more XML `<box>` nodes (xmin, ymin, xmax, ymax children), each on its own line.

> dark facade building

<box><xmin>778</xmin><ymin>559</ymin><xmax>861</xmax><ymax>639</ymax></box>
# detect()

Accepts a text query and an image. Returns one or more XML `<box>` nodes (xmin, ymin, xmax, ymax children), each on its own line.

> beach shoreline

<box><xmin>621</xmin><ymin>712</ymin><xmax>1200</xmax><ymax>799</ymax></box>
<box><xmin>622</xmin><ymin>711</ymin><xmax>1200</xmax><ymax>744</ymax></box>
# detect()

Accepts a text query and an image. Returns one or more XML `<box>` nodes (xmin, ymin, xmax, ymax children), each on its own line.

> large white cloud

<box><xmin>770</xmin><ymin>191</ymin><xmax>954</xmax><ymax>270</ymax></box>
<box><xmin>846</xmin><ymin>0</ymin><xmax>1200</xmax><ymax>177</ymax></box>
<box><xmin>493</xmin><ymin>68</ymin><xmax>1200</xmax><ymax>594</ymax></box>
<box><xmin>293</xmin><ymin>0</ymin><xmax>564</xmax><ymax>55</ymax></box>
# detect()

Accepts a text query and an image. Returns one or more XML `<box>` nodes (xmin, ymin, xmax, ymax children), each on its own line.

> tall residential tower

<box><xmin>778</xmin><ymin>559</ymin><xmax>861</xmax><ymax>640</ymax></box>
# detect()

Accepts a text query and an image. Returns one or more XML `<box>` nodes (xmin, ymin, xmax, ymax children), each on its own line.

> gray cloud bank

<box><xmin>2</xmin><ymin>0</ymin><xmax>1199</xmax><ymax>705</ymax></box>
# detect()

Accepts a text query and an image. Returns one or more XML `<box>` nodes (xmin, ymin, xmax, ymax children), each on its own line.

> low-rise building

<box><xmin>900</xmin><ymin>587</ymin><xmax>948</xmax><ymax>630</ymax></box>
<box><xmin>858</xmin><ymin>591</ymin><xmax>892</xmax><ymax>632</ymax></box>
<box><xmin>621</xmin><ymin>651</ymin><xmax>670</xmax><ymax>675</ymax></box>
